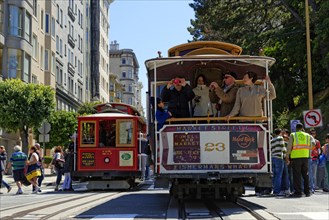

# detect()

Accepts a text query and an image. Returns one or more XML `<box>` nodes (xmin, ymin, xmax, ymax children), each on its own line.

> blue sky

<box><xmin>109</xmin><ymin>0</ymin><xmax>194</xmax><ymax>112</ymax></box>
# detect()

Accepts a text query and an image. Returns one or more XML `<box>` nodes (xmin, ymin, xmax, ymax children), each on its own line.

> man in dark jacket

<box><xmin>161</xmin><ymin>76</ymin><xmax>195</xmax><ymax>118</ymax></box>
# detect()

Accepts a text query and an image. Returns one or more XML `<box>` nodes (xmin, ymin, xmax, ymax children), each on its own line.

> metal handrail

<box><xmin>166</xmin><ymin>116</ymin><xmax>268</xmax><ymax>124</ymax></box>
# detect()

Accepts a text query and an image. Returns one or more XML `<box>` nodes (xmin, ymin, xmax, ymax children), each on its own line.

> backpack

<box><xmin>51</xmin><ymin>157</ymin><xmax>56</xmax><ymax>165</ymax></box>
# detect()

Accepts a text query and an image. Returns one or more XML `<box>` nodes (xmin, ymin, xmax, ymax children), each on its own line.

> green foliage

<box><xmin>40</xmin><ymin>110</ymin><xmax>78</xmax><ymax>148</ymax></box>
<box><xmin>44</xmin><ymin>156</ymin><xmax>53</xmax><ymax>164</ymax></box>
<box><xmin>188</xmin><ymin>0</ymin><xmax>329</xmax><ymax>130</ymax></box>
<box><xmin>77</xmin><ymin>101</ymin><xmax>100</xmax><ymax>115</ymax></box>
<box><xmin>0</xmin><ymin>79</ymin><xmax>55</xmax><ymax>152</ymax></box>
<box><xmin>275</xmin><ymin>108</ymin><xmax>290</xmax><ymax>129</ymax></box>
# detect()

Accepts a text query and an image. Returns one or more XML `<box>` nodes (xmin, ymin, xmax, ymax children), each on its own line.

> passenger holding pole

<box><xmin>226</xmin><ymin>71</ymin><xmax>276</xmax><ymax>120</ymax></box>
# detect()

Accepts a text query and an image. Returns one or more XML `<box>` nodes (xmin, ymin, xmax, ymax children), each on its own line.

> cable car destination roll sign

<box><xmin>173</xmin><ymin>133</ymin><xmax>200</xmax><ymax>163</ymax></box>
<box><xmin>81</xmin><ymin>152</ymin><xmax>95</xmax><ymax>167</ymax></box>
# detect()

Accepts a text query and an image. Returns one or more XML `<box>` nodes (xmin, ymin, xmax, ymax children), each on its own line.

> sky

<box><xmin>109</xmin><ymin>0</ymin><xmax>195</xmax><ymax>112</ymax></box>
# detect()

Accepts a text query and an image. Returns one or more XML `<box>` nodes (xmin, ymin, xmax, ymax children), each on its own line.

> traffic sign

<box><xmin>38</xmin><ymin>122</ymin><xmax>51</xmax><ymax>134</ymax></box>
<box><xmin>303</xmin><ymin>109</ymin><xmax>323</xmax><ymax>128</ymax></box>
<box><xmin>290</xmin><ymin>120</ymin><xmax>300</xmax><ymax>132</ymax></box>
<box><xmin>39</xmin><ymin>134</ymin><xmax>50</xmax><ymax>142</ymax></box>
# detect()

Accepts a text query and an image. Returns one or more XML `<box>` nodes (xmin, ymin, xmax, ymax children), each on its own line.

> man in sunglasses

<box><xmin>209</xmin><ymin>72</ymin><xmax>239</xmax><ymax>117</ymax></box>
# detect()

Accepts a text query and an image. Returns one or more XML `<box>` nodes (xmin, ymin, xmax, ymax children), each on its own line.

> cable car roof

<box><xmin>79</xmin><ymin>113</ymin><xmax>136</xmax><ymax>118</ymax></box>
<box><xmin>145</xmin><ymin>55</ymin><xmax>276</xmax><ymax>81</ymax></box>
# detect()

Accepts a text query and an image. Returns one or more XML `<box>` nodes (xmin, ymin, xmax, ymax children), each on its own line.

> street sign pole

<box><xmin>38</xmin><ymin>122</ymin><xmax>51</xmax><ymax>156</ymax></box>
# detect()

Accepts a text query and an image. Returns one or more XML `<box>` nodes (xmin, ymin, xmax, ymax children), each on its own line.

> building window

<box><xmin>56</xmin><ymin>65</ymin><xmax>63</xmax><ymax>85</ymax></box>
<box><xmin>45</xmin><ymin>13</ymin><xmax>50</xmax><ymax>33</ymax></box>
<box><xmin>122</xmin><ymin>71</ymin><xmax>126</xmax><ymax>78</ymax></box>
<box><xmin>56</xmin><ymin>35</ymin><xmax>59</xmax><ymax>53</ymax></box>
<box><xmin>0</xmin><ymin>2</ymin><xmax>3</xmax><ymax>34</ymax></box>
<box><xmin>59</xmin><ymin>69</ymin><xmax>63</xmax><ymax>85</ymax></box>
<box><xmin>60</xmin><ymin>39</ymin><xmax>63</xmax><ymax>56</ymax></box>
<box><xmin>121</xmin><ymin>58</ymin><xmax>126</xmax><ymax>64</ymax></box>
<box><xmin>78</xmin><ymin>9</ymin><xmax>80</xmax><ymax>25</ymax></box>
<box><xmin>33</xmin><ymin>0</ymin><xmax>37</xmax><ymax>17</ymax></box>
<box><xmin>51</xmin><ymin>52</ymin><xmax>55</xmax><ymax>74</ymax></box>
<box><xmin>8</xmin><ymin>5</ymin><xmax>23</xmax><ymax>37</ymax></box>
<box><xmin>69</xmin><ymin>0</ymin><xmax>74</xmax><ymax>10</ymax></box>
<box><xmin>51</xmin><ymin>17</ymin><xmax>55</xmax><ymax>37</ymax></box>
<box><xmin>57</xmin><ymin>4</ymin><xmax>59</xmax><ymax>22</ymax></box>
<box><xmin>0</xmin><ymin>48</ymin><xmax>2</xmax><ymax>76</ymax></box>
<box><xmin>128</xmin><ymin>97</ymin><xmax>133</xmax><ymax>105</ymax></box>
<box><xmin>25</xmin><ymin>13</ymin><xmax>31</xmax><ymax>42</ymax></box>
<box><xmin>68</xmin><ymin>76</ymin><xmax>73</xmax><ymax>93</ymax></box>
<box><xmin>32</xmin><ymin>34</ymin><xmax>38</xmax><ymax>59</ymax></box>
<box><xmin>32</xmin><ymin>74</ymin><xmax>37</xmax><ymax>84</ymax></box>
<box><xmin>40</xmin><ymin>10</ymin><xmax>44</xmax><ymax>30</ymax></box>
<box><xmin>40</xmin><ymin>46</ymin><xmax>44</xmax><ymax>69</ymax></box>
<box><xmin>60</xmin><ymin>9</ymin><xmax>63</xmax><ymax>26</ymax></box>
<box><xmin>128</xmin><ymin>70</ymin><xmax>132</xmax><ymax>79</ymax></box>
<box><xmin>44</xmin><ymin>50</ymin><xmax>49</xmax><ymax>71</ymax></box>
<box><xmin>23</xmin><ymin>54</ymin><xmax>31</xmax><ymax>83</ymax></box>
<box><xmin>7</xmin><ymin>49</ymin><xmax>22</xmax><ymax>79</ymax></box>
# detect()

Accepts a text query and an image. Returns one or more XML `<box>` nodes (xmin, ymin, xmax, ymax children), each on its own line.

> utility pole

<box><xmin>305</xmin><ymin>0</ymin><xmax>313</xmax><ymax>109</ymax></box>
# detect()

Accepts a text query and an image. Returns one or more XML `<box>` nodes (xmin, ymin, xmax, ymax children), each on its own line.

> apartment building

<box><xmin>90</xmin><ymin>0</ymin><xmax>111</xmax><ymax>103</ymax></box>
<box><xmin>0</xmin><ymin>0</ymin><xmax>112</xmax><ymax>147</ymax></box>
<box><xmin>0</xmin><ymin>0</ymin><xmax>41</xmax><ymax>148</ymax></box>
<box><xmin>109</xmin><ymin>41</ymin><xmax>144</xmax><ymax>115</ymax></box>
<box><xmin>54</xmin><ymin>0</ymin><xmax>86</xmax><ymax>111</ymax></box>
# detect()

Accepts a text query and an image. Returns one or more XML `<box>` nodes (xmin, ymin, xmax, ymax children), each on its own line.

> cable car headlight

<box><xmin>104</xmin><ymin>157</ymin><xmax>110</xmax><ymax>163</ymax></box>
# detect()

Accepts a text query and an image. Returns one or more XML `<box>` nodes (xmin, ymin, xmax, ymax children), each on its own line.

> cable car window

<box><xmin>99</xmin><ymin>119</ymin><xmax>116</xmax><ymax>147</ymax></box>
<box><xmin>80</xmin><ymin>121</ymin><xmax>96</xmax><ymax>147</ymax></box>
<box><xmin>117</xmin><ymin>119</ymin><xmax>134</xmax><ymax>147</ymax></box>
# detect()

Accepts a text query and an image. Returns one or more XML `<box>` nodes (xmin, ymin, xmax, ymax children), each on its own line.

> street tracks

<box><xmin>166</xmin><ymin>197</ymin><xmax>278</xmax><ymax>220</ymax></box>
<box><xmin>1</xmin><ymin>192</ymin><xmax>123</xmax><ymax>220</ymax></box>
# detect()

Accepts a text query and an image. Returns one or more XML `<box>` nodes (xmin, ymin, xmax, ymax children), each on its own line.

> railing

<box><xmin>165</xmin><ymin>116</ymin><xmax>268</xmax><ymax>124</ymax></box>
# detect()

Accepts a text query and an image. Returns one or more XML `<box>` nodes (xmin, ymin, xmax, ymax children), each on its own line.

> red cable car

<box><xmin>72</xmin><ymin>103</ymin><xmax>147</xmax><ymax>190</ymax></box>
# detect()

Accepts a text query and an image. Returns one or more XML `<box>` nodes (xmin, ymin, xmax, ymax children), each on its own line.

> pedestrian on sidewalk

<box><xmin>271</xmin><ymin>128</ymin><xmax>287</xmax><ymax>196</ymax></box>
<box><xmin>53</xmin><ymin>146</ymin><xmax>65</xmax><ymax>191</ymax></box>
<box><xmin>26</xmin><ymin>146</ymin><xmax>42</xmax><ymax>193</ymax></box>
<box><xmin>0</xmin><ymin>145</ymin><xmax>12</xmax><ymax>193</ymax></box>
<box><xmin>33</xmin><ymin>143</ymin><xmax>44</xmax><ymax>192</ymax></box>
<box><xmin>309</xmin><ymin>129</ymin><xmax>321</xmax><ymax>193</ymax></box>
<box><xmin>5</xmin><ymin>145</ymin><xmax>28</xmax><ymax>195</ymax></box>
<box><xmin>62</xmin><ymin>145</ymin><xmax>74</xmax><ymax>191</ymax></box>
<box><xmin>320</xmin><ymin>134</ymin><xmax>329</xmax><ymax>192</ymax></box>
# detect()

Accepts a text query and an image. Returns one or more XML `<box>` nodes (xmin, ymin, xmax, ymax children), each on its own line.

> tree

<box><xmin>38</xmin><ymin>110</ymin><xmax>78</xmax><ymax>149</ymax></box>
<box><xmin>0</xmin><ymin>79</ymin><xmax>55</xmax><ymax>153</ymax></box>
<box><xmin>188</xmin><ymin>0</ymin><xmax>329</xmax><ymax>127</ymax></box>
<box><xmin>77</xmin><ymin>101</ymin><xmax>100</xmax><ymax>115</ymax></box>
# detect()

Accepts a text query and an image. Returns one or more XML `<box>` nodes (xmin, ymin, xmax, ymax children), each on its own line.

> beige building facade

<box><xmin>0</xmin><ymin>0</ymin><xmax>113</xmax><ymax>150</ymax></box>
<box><xmin>109</xmin><ymin>41</ymin><xmax>144</xmax><ymax>115</ymax></box>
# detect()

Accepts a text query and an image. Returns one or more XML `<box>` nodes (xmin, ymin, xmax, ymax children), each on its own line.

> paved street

<box><xmin>1</xmin><ymin>171</ymin><xmax>328</xmax><ymax>220</ymax></box>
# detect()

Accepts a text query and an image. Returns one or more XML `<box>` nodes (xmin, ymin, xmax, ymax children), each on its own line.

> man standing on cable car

<box><xmin>161</xmin><ymin>76</ymin><xmax>195</xmax><ymax>118</ymax></box>
<box><xmin>286</xmin><ymin>123</ymin><xmax>313</xmax><ymax>197</ymax></box>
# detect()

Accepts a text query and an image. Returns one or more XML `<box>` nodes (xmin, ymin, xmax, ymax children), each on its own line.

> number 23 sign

<box><xmin>303</xmin><ymin>109</ymin><xmax>323</xmax><ymax>128</ymax></box>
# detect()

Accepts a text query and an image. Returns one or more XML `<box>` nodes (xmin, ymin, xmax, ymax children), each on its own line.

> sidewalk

<box><xmin>1</xmin><ymin>168</ymin><xmax>57</xmax><ymax>194</ymax></box>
